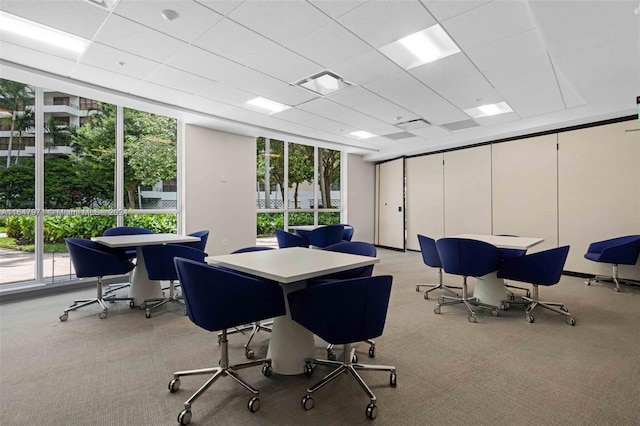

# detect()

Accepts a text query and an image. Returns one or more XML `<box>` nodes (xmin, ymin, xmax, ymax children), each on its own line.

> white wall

<box><xmin>183</xmin><ymin>124</ymin><xmax>256</xmax><ymax>255</ymax></box>
<box><xmin>406</xmin><ymin>154</ymin><xmax>444</xmax><ymax>250</ymax></box>
<box><xmin>346</xmin><ymin>153</ymin><xmax>375</xmax><ymax>243</ymax></box>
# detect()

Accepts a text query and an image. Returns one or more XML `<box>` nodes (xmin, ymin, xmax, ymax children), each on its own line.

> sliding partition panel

<box><xmin>375</xmin><ymin>158</ymin><xmax>405</xmax><ymax>250</ymax></box>
<box><xmin>406</xmin><ymin>154</ymin><xmax>444</xmax><ymax>251</ymax></box>
<box><xmin>558</xmin><ymin>120</ymin><xmax>640</xmax><ymax>277</ymax></box>
<box><xmin>492</xmin><ymin>135</ymin><xmax>558</xmax><ymax>253</ymax></box>
<box><xmin>443</xmin><ymin>145</ymin><xmax>492</xmax><ymax>236</ymax></box>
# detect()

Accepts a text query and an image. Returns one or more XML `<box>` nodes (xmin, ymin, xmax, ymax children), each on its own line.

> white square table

<box><xmin>205</xmin><ymin>247</ymin><xmax>379</xmax><ymax>375</ymax></box>
<box><xmin>450</xmin><ymin>234</ymin><xmax>544</xmax><ymax>306</ymax></box>
<box><xmin>92</xmin><ymin>233</ymin><xmax>200</xmax><ymax>305</ymax></box>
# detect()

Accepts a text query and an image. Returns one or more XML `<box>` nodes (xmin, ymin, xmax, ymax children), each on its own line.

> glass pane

<box><xmin>288</xmin><ymin>211</ymin><xmax>314</xmax><ymax>227</ymax></box>
<box><xmin>123</xmin><ymin>213</ymin><xmax>177</xmax><ymax>233</ymax></box>
<box><xmin>288</xmin><ymin>142</ymin><xmax>314</xmax><ymax>209</ymax></box>
<box><xmin>257</xmin><ymin>212</ymin><xmax>283</xmax><ymax>237</ymax></box>
<box><xmin>124</xmin><ymin>108</ymin><xmax>177</xmax><ymax>209</ymax></box>
<box><xmin>317</xmin><ymin>148</ymin><xmax>341</xmax><ymax>209</ymax></box>
<box><xmin>256</xmin><ymin>137</ymin><xmax>284</xmax><ymax>209</ymax></box>
<box><xmin>0</xmin><ymin>215</ymin><xmax>35</xmax><ymax>285</ymax></box>
<box><xmin>318</xmin><ymin>212</ymin><xmax>340</xmax><ymax>226</ymax></box>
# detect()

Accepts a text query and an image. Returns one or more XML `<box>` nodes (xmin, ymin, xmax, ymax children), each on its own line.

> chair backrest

<box><xmin>142</xmin><ymin>244</ymin><xmax>207</xmax><ymax>281</ymax></box>
<box><xmin>288</xmin><ymin>275</ymin><xmax>393</xmax><ymax>345</ymax></box>
<box><xmin>65</xmin><ymin>238</ymin><xmax>134</xmax><ymax>279</ymax></box>
<box><xmin>175</xmin><ymin>230</ymin><xmax>209</xmax><ymax>252</ymax></box>
<box><xmin>102</xmin><ymin>226</ymin><xmax>155</xmax><ymax>257</ymax></box>
<box><xmin>417</xmin><ymin>234</ymin><xmax>442</xmax><ymax>268</ymax></box>
<box><xmin>338</xmin><ymin>224</ymin><xmax>354</xmax><ymax>241</ymax></box>
<box><xmin>275</xmin><ymin>229</ymin><xmax>309</xmax><ymax>248</ymax></box>
<box><xmin>435</xmin><ymin>238</ymin><xmax>502</xmax><ymax>277</ymax></box>
<box><xmin>232</xmin><ymin>246</ymin><xmax>275</xmax><ymax>254</ymax></box>
<box><xmin>498</xmin><ymin>245</ymin><xmax>570</xmax><ymax>286</ymax></box>
<box><xmin>321</xmin><ymin>241</ymin><xmax>376</xmax><ymax>279</ymax></box>
<box><xmin>586</xmin><ymin>235</ymin><xmax>640</xmax><ymax>265</ymax></box>
<box><xmin>307</xmin><ymin>224</ymin><xmax>345</xmax><ymax>248</ymax></box>
<box><xmin>174</xmin><ymin>257</ymin><xmax>286</xmax><ymax>332</ymax></box>
<box><xmin>496</xmin><ymin>234</ymin><xmax>527</xmax><ymax>258</ymax></box>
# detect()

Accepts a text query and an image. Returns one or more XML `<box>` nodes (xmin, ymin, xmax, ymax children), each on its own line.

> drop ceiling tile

<box><xmin>329</xmin><ymin>49</ymin><xmax>402</xmax><ymax>86</ymax></box>
<box><xmin>337</xmin><ymin>0</ymin><xmax>436</xmax><ymax>48</ymax></box>
<box><xmin>194</xmin><ymin>0</ymin><xmax>243</xmax><ymax>16</ymax></box>
<box><xmin>134</xmin><ymin>81</ymin><xmax>195</xmax><ymax>106</ymax></box>
<box><xmin>95</xmin><ymin>14</ymin><xmax>188</xmax><ymax>63</ymax></box>
<box><xmin>262</xmin><ymin>85</ymin><xmax>318</xmax><ymax>107</ymax></box>
<box><xmin>474</xmin><ymin>111</ymin><xmax>520</xmax><ymax>127</ymax></box>
<box><xmin>308</xmin><ymin>0</ymin><xmax>366</xmax><ymax>19</ymax></box>
<box><xmin>166</xmin><ymin>45</ymin><xmax>234</xmax><ymax>81</ymax></box>
<box><xmin>497</xmin><ymin>77</ymin><xmax>565</xmax><ymax>119</ymax></box>
<box><xmin>81</xmin><ymin>42</ymin><xmax>161</xmax><ymax>79</ymax></box>
<box><xmin>410</xmin><ymin>53</ymin><xmax>503</xmax><ymax>110</ymax></box>
<box><xmin>69</xmin><ymin>63</ymin><xmax>142</xmax><ymax>93</ymax></box>
<box><xmin>466</xmin><ymin>30</ymin><xmax>555</xmax><ymax>90</ymax></box>
<box><xmin>113</xmin><ymin>0</ymin><xmax>223</xmax><ymax>43</ymax></box>
<box><xmin>421</xmin><ymin>0</ymin><xmax>490</xmax><ymax>21</ymax></box>
<box><xmin>242</xmin><ymin>45</ymin><xmax>322</xmax><ymax>84</ymax></box>
<box><xmin>287</xmin><ymin>21</ymin><xmax>371</xmax><ymax>67</ymax></box>
<box><xmin>441</xmin><ymin>0</ymin><xmax>536</xmax><ymax>51</ymax></box>
<box><xmin>228</xmin><ymin>1</ymin><xmax>331</xmax><ymax>45</ymax></box>
<box><xmin>185</xmin><ymin>96</ymin><xmax>236</xmax><ymax>116</ymax></box>
<box><xmin>276</xmin><ymin>108</ymin><xmax>320</xmax><ymax>124</ymax></box>
<box><xmin>0</xmin><ymin>31</ymin><xmax>83</xmax><ymax>61</ymax></box>
<box><xmin>0</xmin><ymin>0</ymin><xmax>108</xmax><ymax>39</ymax></box>
<box><xmin>0</xmin><ymin>41</ymin><xmax>77</xmax><ymax>77</ymax></box>
<box><xmin>409</xmin><ymin>125</ymin><xmax>450</xmax><ymax>139</ymax></box>
<box><xmin>193</xmin><ymin>18</ymin><xmax>281</xmax><ymax>65</ymax></box>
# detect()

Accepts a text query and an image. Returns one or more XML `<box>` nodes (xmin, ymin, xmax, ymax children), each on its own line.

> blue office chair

<box><xmin>60</xmin><ymin>238</ymin><xmax>135</xmax><ymax>321</ymax></box>
<box><xmin>434</xmin><ymin>238</ymin><xmax>503</xmax><ymax>323</ymax></box>
<box><xmin>498</xmin><ymin>246</ymin><xmax>575</xmax><ymax>325</ymax></box>
<box><xmin>219</xmin><ymin>246</ymin><xmax>278</xmax><ymax>359</ymax></box>
<box><xmin>170</xmin><ymin>257</ymin><xmax>286</xmax><ymax>425</ymax></box>
<box><xmin>584</xmin><ymin>235</ymin><xmax>640</xmax><ymax>292</ymax></box>
<box><xmin>275</xmin><ymin>229</ymin><xmax>308</xmax><ymax>248</ymax></box>
<box><xmin>139</xmin><ymin>244</ymin><xmax>207</xmax><ymax>318</ymax></box>
<box><xmin>288</xmin><ymin>275</ymin><xmax>396</xmax><ymax>420</ymax></box>
<box><xmin>338</xmin><ymin>224</ymin><xmax>354</xmax><ymax>241</ymax></box>
<box><xmin>415</xmin><ymin>234</ymin><xmax>461</xmax><ymax>300</ymax></box>
<box><xmin>311</xmin><ymin>241</ymin><xmax>378</xmax><ymax>361</ymax></box>
<box><xmin>496</xmin><ymin>234</ymin><xmax>531</xmax><ymax>300</ymax></box>
<box><xmin>175</xmin><ymin>230</ymin><xmax>209</xmax><ymax>252</ymax></box>
<box><xmin>306</xmin><ymin>224</ymin><xmax>345</xmax><ymax>248</ymax></box>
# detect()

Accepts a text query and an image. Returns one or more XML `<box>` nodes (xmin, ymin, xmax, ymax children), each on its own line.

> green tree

<box><xmin>44</xmin><ymin>116</ymin><xmax>72</xmax><ymax>155</ymax></box>
<box><xmin>288</xmin><ymin>143</ymin><xmax>314</xmax><ymax>208</ymax></box>
<box><xmin>319</xmin><ymin>148</ymin><xmax>340</xmax><ymax>208</ymax></box>
<box><xmin>0</xmin><ymin>79</ymin><xmax>33</xmax><ymax>168</ymax></box>
<box><xmin>0</xmin><ymin>158</ymin><xmax>34</xmax><ymax>208</ymax></box>
<box><xmin>12</xmin><ymin>107</ymin><xmax>34</xmax><ymax>165</ymax></box>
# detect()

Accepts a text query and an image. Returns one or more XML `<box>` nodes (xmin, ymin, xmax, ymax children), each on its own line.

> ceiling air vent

<box><xmin>396</xmin><ymin>118</ymin><xmax>431</xmax><ymax>130</ymax></box>
<box><xmin>385</xmin><ymin>131</ymin><xmax>416</xmax><ymax>140</ymax></box>
<box><xmin>442</xmin><ymin>119</ymin><xmax>479</xmax><ymax>131</ymax></box>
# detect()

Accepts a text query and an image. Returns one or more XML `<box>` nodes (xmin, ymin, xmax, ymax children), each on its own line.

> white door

<box><xmin>376</xmin><ymin>158</ymin><xmax>405</xmax><ymax>249</ymax></box>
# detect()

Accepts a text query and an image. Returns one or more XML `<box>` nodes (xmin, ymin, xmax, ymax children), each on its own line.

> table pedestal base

<box><xmin>128</xmin><ymin>247</ymin><xmax>163</xmax><ymax>306</ymax></box>
<box><xmin>472</xmin><ymin>273</ymin><xmax>508</xmax><ymax>307</ymax></box>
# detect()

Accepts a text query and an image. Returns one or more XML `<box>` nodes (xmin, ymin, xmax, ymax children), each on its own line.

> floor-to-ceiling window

<box><xmin>0</xmin><ymin>78</ymin><xmax>179</xmax><ymax>289</ymax></box>
<box><xmin>256</xmin><ymin>137</ymin><xmax>342</xmax><ymax>240</ymax></box>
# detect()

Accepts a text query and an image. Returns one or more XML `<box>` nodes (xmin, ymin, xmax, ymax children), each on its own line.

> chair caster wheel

<box><xmin>59</xmin><ymin>313</ymin><xmax>68</xmax><ymax>322</ymax></box>
<box><xmin>584</xmin><ymin>279</ymin><xmax>591</xmax><ymax>286</ymax></box>
<box><xmin>500</xmin><ymin>303</ymin><xmax>510</xmax><ymax>311</ymax></box>
<box><xmin>245</xmin><ymin>348</ymin><xmax>254</xmax><ymax>359</ymax></box>
<box><xmin>390</xmin><ymin>371</ymin><xmax>397</xmax><ymax>387</ymax></box>
<box><xmin>262</xmin><ymin>363</ymin><xmax>272</xmax><ymax>377</ymax></box>
<box><xmin>368</xmin><ymin>346</ymin><xmax>375</xmax><ymax>358</ymax></box>
<box><xmin>491</xmin><ymin>309</ymin><xmax>499</xmax><ymax>317</ymax></box>
<box><xmin>304</xmin><ymin>362</ymin><xmax>313</xmax><ymax>376</ymax></box>
<box><xmin>139</xmin><ymin>303</ymin><xmax>146</xmax><ymax>310</ymax></box>
<box><xmin>526</xmin><ymin>315</ymin><xmax>534</xmax><ymax>323</ymax></box>
<box><xmin>525</xmin><ymin>290</ymin><xmax>531</xmax><ymax>298</ymax></box>
<box><xmin>424</xmin><ymin>292</ymin><xmax>429</xmax><ymax>300</ymax></box>
<box><xmin>415</xmin><ymin>285</ymin><xmax>420</xmax><ymax>292</ymax></box>
<box><xmin>613</xmin><ymin>287</ymin><xmax>620</xmax><ymax>292</ymax></box>
<box><xmin>302</xmin><ymin>395</ymin><xmax>314</xmax><ymax>410</ymax></box>
<box><xmin>217</xmin><ymin>335</ymin><xmax>222</xmax><ymax>345</ymax></box>
<box><xmin>145</xmin><ymin>309</ymin><xmax>151</xmax><ymax>318</ymax></box>
<box><xmin>327</xmin><ymin>351</ymin><xmax>336</xmax><ymax>361</ymax></box>
<box><xmin>247</xmin><ymin>396</ymin><xmax>260</xmax><ymax>412</ymax></box>
<box><xmin>351</xmin><ymin>354</ymin><xmax>358</xmax><ymax>364</ymax></box>
<box><xmin>99</xmin><ymin>310</ymin><xmax>108</xmax><ymax>319</ymax></box>
<box><xmin>129</xmin><ymin>300</ymin><xmax>135</xmax><ymax>309</ymax></box>
<box><xmin>434</xmin><ymin>306</ymin><xmax>441</xmax><ymax>314</ymax></box>
<box><xmin>366</xmin><ymin>402</ymin><xmax>377</xmax><ymax>419</ymax></box>
<box><xmin>177</xmin><ymin>409</ymin><xmax>191</xmax><ymax>425</ymax></box>
<box><xmin>566</xmin><ymin>317</ymin><xmax>576</xmax><ymax>326</ymax></box>
<box><xmin>168</xmin><ymin>378</ymin><xmax>180</xmax><ymax>392</ymax></box>
<box><xmin>468</xmin><ymin>315</ymin><xmax>477</xmax><ymax>323</ymax></box>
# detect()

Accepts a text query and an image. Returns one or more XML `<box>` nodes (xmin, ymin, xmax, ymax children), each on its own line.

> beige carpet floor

<box><xmin>1</xmin><ymin>248</ymin><xmax>639</xmax><ymax>425</ymax></box>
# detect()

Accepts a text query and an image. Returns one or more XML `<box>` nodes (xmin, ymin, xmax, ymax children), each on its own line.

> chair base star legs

<box><xmin>433</xmin><ymin>276</ymin><xmax>499</xmax><ymax>323</ymax></box>
<box><xmin>169</xmin><ymin>329</ymin><xmax>273</xmax><ymax>425</ymax></box>
<box><xmin>326</xmin><ymin>339</ymin><xmax>375</xmax><ymax>361</ymax></box>
<box><xmin>141</xmin><ymin>280</ymin><xmax>185</xmax><ymax>318</ymax></box>
<box><xmin>301</xmin><ymin>345</ymin><xmax>396</xmax><ymax>420</ymax></box>
<box><xmin>60</xmin><ymin>278</ymin><xmax>133</xmax><ymax>321</ymax></box>
<box><xmin>416</xmin><ymin>268</ymin><xmax>461</xmax><ymax>300</ymax></box>
<box><xmin>585</xmin><ymin>264</ymin><xmax>640</xmax><ymax>292</ymax></box>
<box><xmin>218</xmin><ymin>320</ymin><xmax>273</xmax><ymax>359</ymax></box>
<box><xmin>522</xmin><ymin>285</ymin><xmax>576</xmax><ymax>326</ymax></box>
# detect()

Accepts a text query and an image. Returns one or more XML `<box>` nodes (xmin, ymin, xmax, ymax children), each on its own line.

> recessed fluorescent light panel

<box><xmin>350</xmin><ymin>130</ymin><xmax>377</xmax><ymax>139</ymax></box>
<box><xmin>0</xmin><ymin>11</ymin><xmax>89</xmax><ymax>54</ymax></box>
<box><xmin>246</xmin><ymin>97</ymin><xmax>290</xmax><ymax>114</ymax></box>
<box><xmin>379</xmin><ymin>24</ymin><xmax>460</xmax><ymax>69</ymax></box>
<box><xmin>464</xmin><ymin>102</ymin><xmax>513</xmax><ymax>118</ymax></box>
<box><xmin>294</xmin><ymin>70</ymin><xmax>352</xmax><ymax>96</ymax></box>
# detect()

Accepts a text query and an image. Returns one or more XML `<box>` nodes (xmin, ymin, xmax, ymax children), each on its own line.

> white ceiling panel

<box><xmin>134</xmin><ymin>81</ymin><xmax>196</xmax><ymax>107</ymax></box>
<box><xmin>497</xmin><ymin>76</ymin><xmax>565</xmax><ymax>119</ymax></box>
<box><xmin>95</xmin><ymin>14</ymin><xmax>188</xmax><ymax>63</ymax></box>
<box><xmin>228</xmin><ymin>0</ymin><xmax>331</xmax><ymax>46</ymax></box>
<box><xmin>330</xmin><ymin>87</ymin><xmax>420</xmax><ymax>124</ymax></box>
<box><xmin>329</xmin><ymin>50</ymin><xmax>402</xmax><ymax>86</ymax></box>
<box><xmin>193</xmin><ymin>18</ymin><xmax>282</xmax><ymax>65</ymax></box>
<box><xmin>421</xmin><ymin>0</ymin><xmax>490</xmax><ymax>22</ymax></box>
<box><xmin>337</xmin><ymin>0</ymin><xmax>436</xmax><ymax>48</ymax></box>
<box><xmin>466</xmin><ymin>29</ymin><xmax>556</xmax><ymax>90</ymax></box>
<box><xmin>474</xmin><ymin>112</ymin><xmax>520</xmax><ymax>127</ymax></box>
<box><xmin>113</xmin><ymin>0</ymin><xmax>222</xmax><ymax>43</ymax></box>
<box><xmin>442</xmin><ymin>0</ymin><xmax>536</xmax><ymax>51</ymax></box>
<box><xmin>287</xmin><ymin>21</ymin><xmax>371</xmax><ymax>68</ymax></box>
<box><xmin>242</xmin><ymin>45</ymin><xmax>322</xmax><ymax>84</ymax></box>
<box><xmin>409</xmin><ymin>124</ymin><xmax>450</xmax><ymax>139</ymax></box>
<box><xmin>194</xmin><ymin>0</ymin><xmax>243</xmax><ymax>17</ymax></box>
<box><xmin>182</xmin><ymin>96</ymin><xmax>236</xmax><ymax>116</ymax></box>
<box><xmin>0</xmin><ymin>0</ymin><xmax>108</xmax><ymax>39</ymax></box>
<box><xmin>262</xmin><ymin>85</ymin><xmax>318</xmax><ymax>107</ymax></box>
<box><xmin>308</xmin><ymin>0</ymin><xmax>366</xmax><ymax>19</ymax></box>
<box><xmin>0</xmin><ymin>41</ymin><xmax>77</xmax><ymax>77</ymax></box>
<box><xmin>69</xmin><ymin>63</ymin><xmax>142</xmax><ymax>94</ymax></box>
<box><xmin>81</xmin><ymin>42</ymin><xmax>161</xmax><ymax>80</ymax></box>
